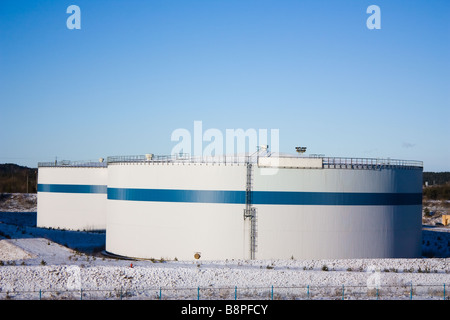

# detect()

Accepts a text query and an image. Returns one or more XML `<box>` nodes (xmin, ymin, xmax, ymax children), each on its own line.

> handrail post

<box><xmin>410</xmin><ymin>283</ymin><xmax>413</xmax><ymax>300</ymax></box>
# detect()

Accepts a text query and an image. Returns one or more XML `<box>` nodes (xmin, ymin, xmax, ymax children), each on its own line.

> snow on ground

<box><xmin>0</xmin><ymin>239</ymin><xmax>34</xmax><ymax>261</ymax></box>
<box><xmin>0</xmin><ymin>193</ymin><xmax>36</xmax><ymax>212</ymax></box>
<box><xmin>0</xmin><ymin>193</ymin><xmax>449</xmax><ymax>300</ymax></box>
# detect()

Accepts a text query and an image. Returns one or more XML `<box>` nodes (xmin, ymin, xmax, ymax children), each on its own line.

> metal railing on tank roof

<box><xmin>321</xmin><ymin>157</ymin><xmax>423</xmax><ymax>170</ymax></box>
<box><xmin>106</xmin><ymin>154</ymin><xmax>423</xmax><ymax>170</ymax></box>
<box><xmin>106</xmin><ymin>154</ymin><xmax>250</xmax><ymax>165</ymax></box>
<box><xmin>38</xmin><ymin>159</ymin><xmax>107</xmax><ymax>168</ymax></box>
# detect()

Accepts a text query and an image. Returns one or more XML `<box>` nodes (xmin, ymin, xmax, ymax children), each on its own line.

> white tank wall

<box><xmin>255</xmin><ymin>166</ymin><xmax>421</xmax><ymax>193</ymax></box>
<box><xmin>253</xmin><ymin>168</ymin><xmax>422</xmax><ymax>259</ymax></box>
<box><xmin>254</xmin><ymin>205</ymin><xmax>421</xmax><ymax>259</ymax></box>
<box><xmin>105</xmin><ymin>161</ymin><xmax>422</xmax><ymax>260</ymax></box>
<box><xmin>37</xmin><ymin>167</ymin><xmax>107</xmax><ymax>231</ymax></box>
<box><xmin>106</xmin><ymin>163</ymin><xmax>247</xmax><ymax>260</ymax></box>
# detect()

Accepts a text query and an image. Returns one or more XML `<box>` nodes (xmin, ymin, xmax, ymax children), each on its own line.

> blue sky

<box><xmin>0</xmin><ymin>0</ymin><xmax>449</xmax><ymax>171</ymax></box>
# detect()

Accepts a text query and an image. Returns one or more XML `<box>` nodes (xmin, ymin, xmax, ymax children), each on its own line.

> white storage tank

<box><xmin>254</xmin><ymin>157</ymin><xmax>423</xmax><ymax>259</ymax></box>
<box><xmin>105</xmin><ymin>154</ymin><xmax>423</xmax><ymax>260</ymax></box>
<box><xmin>37</xmin><ymin>160</ymin><xmax>107</xmax><ymax>231</ymax></box>
<box><xmin>106</xmin><ymin>155</ymin><xmax>247</xmax><ymax>260</ymax></box>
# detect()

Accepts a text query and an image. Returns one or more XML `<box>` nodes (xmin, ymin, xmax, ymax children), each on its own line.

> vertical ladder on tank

<box><xmin>244</xmin><ymin>161</ymin><xmax>257</xmax><ymax>259</ymax></box>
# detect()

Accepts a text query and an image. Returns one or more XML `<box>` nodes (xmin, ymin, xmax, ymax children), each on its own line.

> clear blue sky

<box><xmin>1</xmin><ymin>0</ymin><xmax>449</xmax><ymax>171</ymax></box>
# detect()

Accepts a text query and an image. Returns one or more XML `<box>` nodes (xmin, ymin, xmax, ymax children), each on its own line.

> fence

<box><xmin>106</xmin><ymin>154</ymin><xmax>423</xmax><ymax>170</ymax></box>
<box><xmin>38</xmin><ymin>154</ymin><xmax>423</xmax><ymax>170</ymax></box>
<box><xmin>1</xmin><ymin>283</ymin><xmax>447</xmax><ymax>300</ymax></box>
<box><xmin>106</xmin><ymin>154</ymin><xmax>250</xmax><ymax>165</ymax></box>
<box><xmin>38</xmin><ymin>160</ymin><xmax>107</xmax><ymax>168</ymax></box>
<box><xmin>321</xmin><ymin>157</ymin><xmax>423</xmax><ymax>170</ymax></box>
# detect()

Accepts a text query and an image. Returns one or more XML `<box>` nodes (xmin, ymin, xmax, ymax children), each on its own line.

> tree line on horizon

<box><xmin>422</xmin><ymin>172</ymin><xmax>450</xmax><ymax>200</ymax></box>
<box><xmin>0</xmin><ymin>164</ymin><xmax>37</xmax><ymax>193</ymax></box>
<box><xmin>423</xmin><ymin>172</ymin><xmax>450</xmax><ymax>186</ymax></box>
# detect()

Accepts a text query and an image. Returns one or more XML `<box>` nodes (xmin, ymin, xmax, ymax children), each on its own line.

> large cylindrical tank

<box><xmin>105</xmin><ymin>155</ymin><xmax>423</xmax><ymax>260</ymax></box>
<box><xmin>253</xmin><ymin>157</ymin><xmax>423</xmax><ymax>259</ymax></box>
<box><xmin>106</xmin><ymin>159</ymin><xmax>247</xmax><ymax>260</ymax></box>
<box><xmin>37</xmin><ymin>161</ymin><xmax>107</xmax><ymax>231</ymax></box>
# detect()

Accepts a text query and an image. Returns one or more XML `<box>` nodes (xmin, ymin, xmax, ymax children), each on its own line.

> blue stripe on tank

<box><xmin>37</xmin><ymin>184</ymin><xmax>421</xmax><ymax>205</ymax></box>
<box><xmin>251</xmin><ymin>191</ymin><xmax>422</xmax><ymax>206</ymax></box>
<box><xmin>37</xmin><ymin>184</ymin><xmax>107</xmax><ymax>194</ymax></box>
<box><xmin>107</xmin><ymin>187</ymin><xmax>422</xmax><ymax>206</ymax></box>
<box><xmin>107</xmin><ymin>188</ymin><xmax>246</xmax><ymax>204</ymax></box>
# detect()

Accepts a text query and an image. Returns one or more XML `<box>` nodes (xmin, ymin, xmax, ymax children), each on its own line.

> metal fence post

<box><xmin>271</xmin><ymin>286</ymin><xmax>273</xmax><ymax>300</ymax></box>
<box><xmin>342</xmin><ymin>285</ymin><xmax>344</xmax><ymax>300</ymax></box>
<box><xmin>307</xmin><ymin>285</ymin><xmax>309</xmax><ymax>299</ymax></box>
<box><xmin>410</xmin><ymin>283</ymin><xmax>413</xmax><ymax>300</ymax></box>
<box><xmin>444</xmin><ymin>284</ymin><xmax>446</xmax><ymax>300</ymax></box>
<box><xmin>39</xmin><ymin>289</ymin><xmax>41</xmax><ymax>300</ymax></box>
<box><xmin>235</xmin><ymin>286</ymin><xmax>237</xmax><ymax>300</ymax></box>
<box><xmin>159</xmin><ymin>287</ymin><xmax>162</xmax><ymax>300</ymax></box>
<box><xmin>197</xmin><ymin>287</ymin><xmax>200</xmax><ymax>300</ymax></box>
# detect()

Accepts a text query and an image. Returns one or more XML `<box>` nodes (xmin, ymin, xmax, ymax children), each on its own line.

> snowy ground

<box><xmin>0</xmin><ymin>193</ymin><xmax>449</xmax><ymax>300</ymax></box>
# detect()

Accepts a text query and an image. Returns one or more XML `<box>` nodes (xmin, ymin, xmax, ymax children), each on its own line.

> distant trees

<box><xmin>422</xmin><ymin>184</ymin><xmax>450</xmax><ymax>200</ymax></box>
<box><xmin>423</xmin><ymin>172</ymin><xmax>450</xmax><ymax>186</ymax></box>
<box><xmin>0</xmin><ymin>164</ymin><xmax>37</xmax><ymax>193</ymax></box>
<box><xmin>422</xmin><ymin>172</ymin><xmax>450</xmax><ymax>200</ymax></box>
